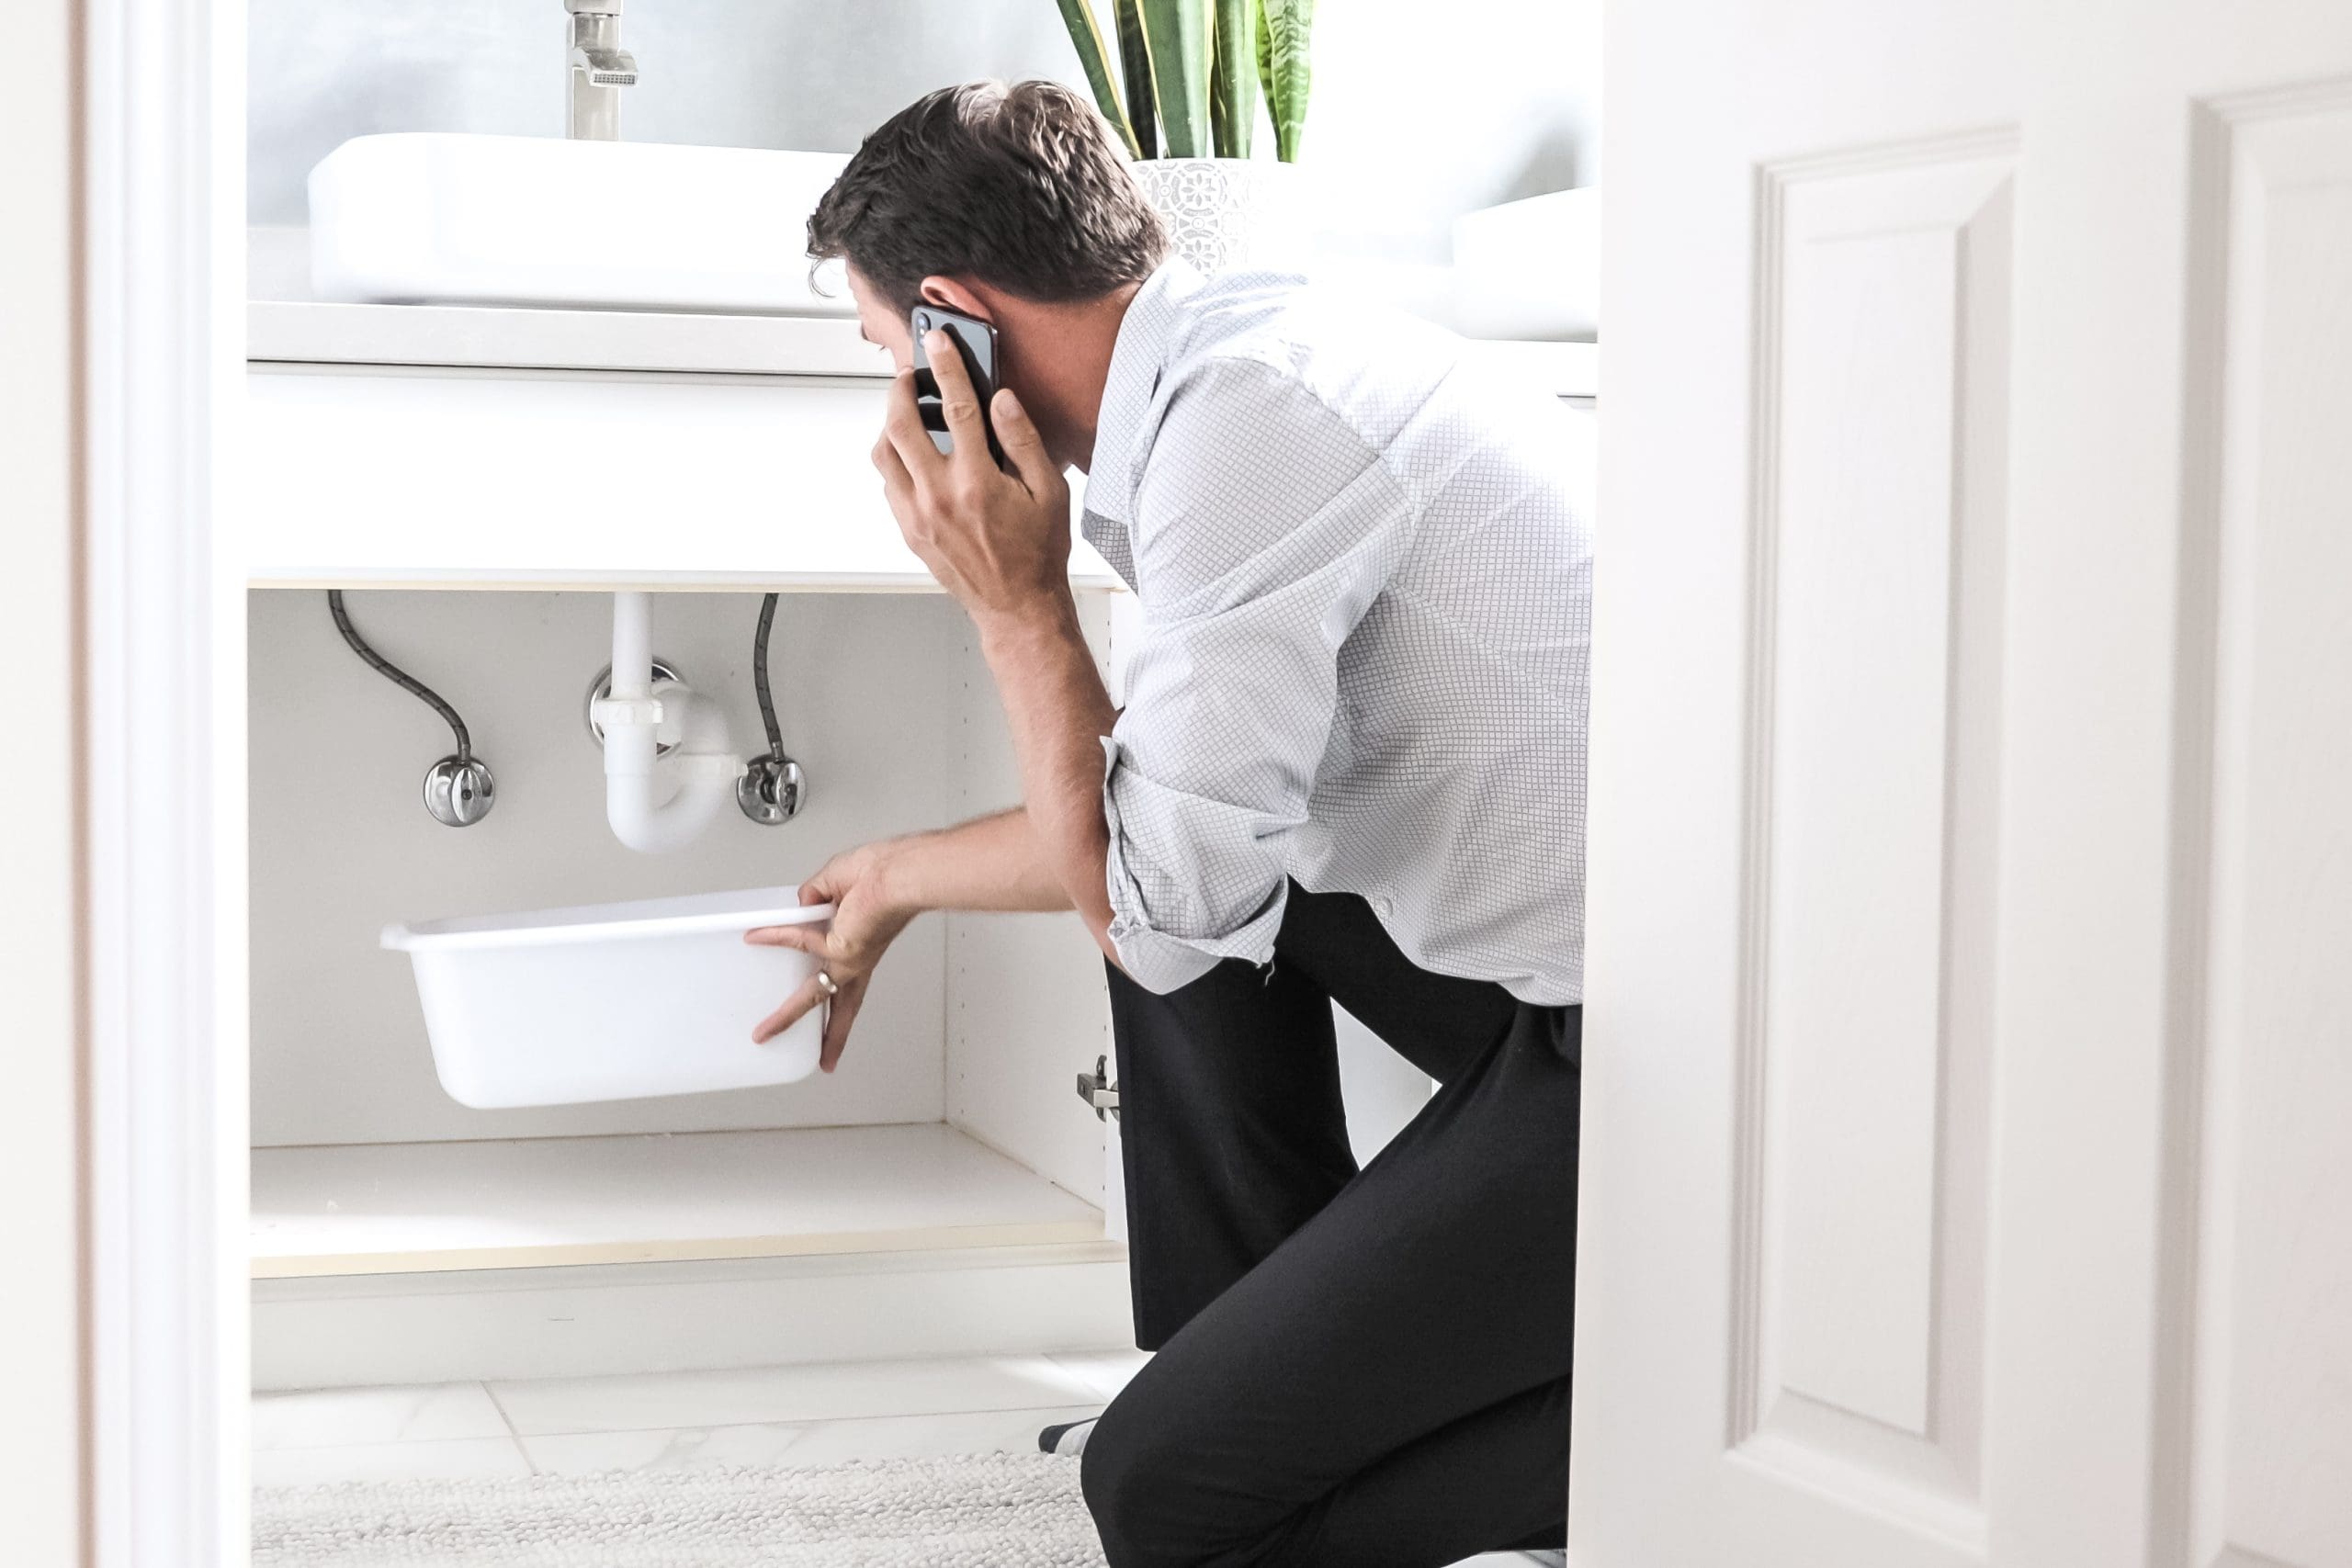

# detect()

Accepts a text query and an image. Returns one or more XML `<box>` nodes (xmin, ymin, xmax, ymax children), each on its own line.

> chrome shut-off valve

<box><xmin>423</xmin><ymin>755</ymin><xmax>498</xmax><ymax>828</ymax></box>
<box><xmin>328</xmin><ymin>591</ymin><xmax>498</xmax><ymax>828</ymax></box>
<box><xmin>738</xmin><ymin>592</ymin><xmax>808</xmax><ymax>826</ymax></box>
<box><xmin>738</xmin><ymin>755</ymin><xmax>806</xmax><ymax>826</ymax></box>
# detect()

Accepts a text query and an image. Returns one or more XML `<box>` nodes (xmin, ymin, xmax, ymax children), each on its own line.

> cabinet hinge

<box><xmin>1076</xmin><ymin>1055</ymin><xmax>1120</xmax><ymax>1122</ymax></box>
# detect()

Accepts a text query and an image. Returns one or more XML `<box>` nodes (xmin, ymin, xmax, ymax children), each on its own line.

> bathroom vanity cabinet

<box><xmin>243</xmin><ymin>307</ymin><xmax>1135</xmax><ymax>1390</ymax></box>
<box><xmin>243</xmin><ymin>301</ymin><xmax>1594</xmax><ymax>1391</ymax></box>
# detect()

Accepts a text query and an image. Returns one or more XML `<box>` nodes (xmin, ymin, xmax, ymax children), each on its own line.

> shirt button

<box><xmin>1370</xmin><ymin>894</ymin><xmax>1395</xmax><ymax>919</ymax></box>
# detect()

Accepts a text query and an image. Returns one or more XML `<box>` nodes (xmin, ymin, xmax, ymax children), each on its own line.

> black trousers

<box><xmin>1081</xmin><ymin>885</ymin><xmax>1580</xmax><ymax>1568</ymax></box>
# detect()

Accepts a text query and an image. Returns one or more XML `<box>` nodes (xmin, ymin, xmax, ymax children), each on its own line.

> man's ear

<box><xmin>916</xmin><ymin>275</ymin><xmax>992</xmax><ymax>322</ymax></box>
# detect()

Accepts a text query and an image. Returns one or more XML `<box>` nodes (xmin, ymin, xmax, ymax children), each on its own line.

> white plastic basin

<box><xmin>383</xmin><ymin>888</ymin><xmax>835</xmax><ymax>1110</ymax></box>
<box><xmin>308</xmin><ymin>132</ymin><xmax>854</xmax><ymax>314</ymax></box>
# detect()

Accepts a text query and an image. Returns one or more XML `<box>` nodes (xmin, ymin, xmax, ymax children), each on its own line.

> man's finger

<box><xmin>798</xmin><ymin>862</ymin><xmax>843</xmax><ymax>906</ymax></box>
<box><xmin>880</xmin><ymin>368</ymin><xmax>944</xmax><ymax>483</ymax></box>
<box><xmin>872</xmin><ymin>432</ymin><xmax>919</xmax><ymax>528</ymax></box>
<box><xmin>818</xmin><ymin>976</ymin><xmax>870</xmax><ymax>1072</ymax></box>
<box><xmin>991</xmin><ymin>387</ymin><xmax>1061</xmax><ymax>498</ymax></box>
<box><xmin>921</xmin><ymin>328</ymin><xmax>989</xmax><ymax>472</ymax></box>
<box><xmin>744</xmin><ymin>924</ymin><xmax>827</xmax><ymax>954</ymax></box>
<box><xmin>752</xmin><ymin>975</ymin><xmax>827</xmax><ymax>1044</ymax></box>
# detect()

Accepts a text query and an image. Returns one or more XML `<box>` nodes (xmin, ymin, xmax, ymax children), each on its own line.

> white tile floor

<box><xmin>251</xmin><ymin>1349</ymin><xmax>1547</xmax><ymax>1565</ymax></box>
<box><xmin>252</xmin><ymin>1348</ymin><xmax>1150</xmax><ymax>1487</ymax></box>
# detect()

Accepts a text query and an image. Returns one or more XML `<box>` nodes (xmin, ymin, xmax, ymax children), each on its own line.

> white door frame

<box><xmin>81</xmin><ymin>0</ymin><xmax>248</xmax><ymax>1562</ymax></box>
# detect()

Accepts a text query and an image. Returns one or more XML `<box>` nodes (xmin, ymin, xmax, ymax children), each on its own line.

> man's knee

<box><xmin>1079</xmin><ymin>1398</ymin><xmax>1155</xmax><ymax>1566</ymax></box>
<box><xmin>1080</xmin><ymin>1388</ymin><xmax>1216</xmax><ymax>1568</ymax></box>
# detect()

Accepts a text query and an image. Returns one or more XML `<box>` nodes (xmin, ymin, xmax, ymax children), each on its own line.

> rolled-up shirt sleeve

<box><xmin>1099</xmin><ymin>355</ymin><xmax>1412</xmax><ymax>993</ymax></box>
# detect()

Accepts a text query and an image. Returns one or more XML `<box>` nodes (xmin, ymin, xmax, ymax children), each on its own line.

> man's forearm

<box><xmin>974</xmin><ymin>596</ymin><xmax>1121</xmax><ymax>956</ymax></box>
<box><xmin>877</xmin><ymin>807</ymin><xmax>1072</xmax><ymax>915</ymax></box>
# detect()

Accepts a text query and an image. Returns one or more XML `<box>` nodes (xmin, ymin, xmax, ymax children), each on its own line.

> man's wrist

<box><xmin>972</xmin><ymin>590</ymin><xmax>1083</xmax><ymax>663</ymax></box>
<box><xmin>865</xmin><ymin>836</ymin><xmax>932</xmax><ymax>919</ymax></box>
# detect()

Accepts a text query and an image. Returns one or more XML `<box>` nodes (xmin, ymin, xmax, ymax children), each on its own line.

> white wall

<box><xmin>1309</xmin><ymin>0</ymin><xmax>1600</xmax><ymax>263</ymax></box>
<box><xmin>0</xmin><ymin>0</ymin><xmax>86</xmax><ymax>1553</ymax></box>
<box><xmin>246</xmin><ymin>0</ymin><xmax>1080</xmax><ymax>224</ymax></box>
<box><xmin>248</xmin><ymin>588</ymin><xmax>1037</xmax><ymax>1146</ymax></box>
<box><xmin>246</xmin><ymin>0</ymin><xmax>1600</xmax><ymax>263</ymax></box>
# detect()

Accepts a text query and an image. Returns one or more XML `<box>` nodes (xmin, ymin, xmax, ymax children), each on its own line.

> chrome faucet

<box><xmin>565</xmin><ymin>0</ymin><xmax>638</xmax><ymax>141</ymax></box>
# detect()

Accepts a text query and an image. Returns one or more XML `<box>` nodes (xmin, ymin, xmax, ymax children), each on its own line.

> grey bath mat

<box><xmin>252</xmin><ymin>1452</ymin><xmax>1107</xmax><ymax>1567</ymax></box>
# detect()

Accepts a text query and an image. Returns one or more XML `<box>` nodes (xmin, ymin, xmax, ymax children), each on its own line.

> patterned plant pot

<box><xmin>1129</xmin><ymin>158</ymin><xmax>1309</xmax><ymax>274</ymax></box>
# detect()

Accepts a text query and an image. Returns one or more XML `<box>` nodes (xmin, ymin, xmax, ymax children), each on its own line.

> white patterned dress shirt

<box><xmin>1086</xmin><ymin>262</ymin><xmax>1592</xmax><ymax>1006</ymax></box>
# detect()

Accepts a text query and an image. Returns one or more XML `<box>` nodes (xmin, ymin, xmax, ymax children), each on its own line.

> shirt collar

<box><xmin>1084</xmin><ymin>258</ymin><xmax>1203</xmax><ymax>526</ymax></box>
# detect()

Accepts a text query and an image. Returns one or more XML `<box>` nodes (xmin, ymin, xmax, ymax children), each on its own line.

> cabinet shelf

<box><xmin>251</xmin><ymin>1122</ymin><xmax>1108</xmax><ymax>1279</ymax></box>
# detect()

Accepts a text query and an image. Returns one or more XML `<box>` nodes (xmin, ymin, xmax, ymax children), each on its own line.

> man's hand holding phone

<box><xmin>910</xmin><ymin>307</ymin><xmax>1006</xmax><ymax>467</ymax></box>
<box><xmin>875</xmin><ymin>322</ymin><xmax>1073</xmax><ymax>632</ymax></box>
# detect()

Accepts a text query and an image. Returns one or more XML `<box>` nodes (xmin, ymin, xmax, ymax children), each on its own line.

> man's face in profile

<box><xmin>845</xmin><ymin>266</ymin><xmax>921</xmax><ymax>372</ymax></box>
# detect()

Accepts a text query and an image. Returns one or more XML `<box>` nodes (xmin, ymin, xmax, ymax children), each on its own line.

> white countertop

<box><xmin>249</xmin><ymin>298</ymin><xmax>1598</xmax><ymax>398</ymax></box>
<box><xmin>248</xmin><ymin>299</ymin><xmax>895</xmax><ymax>379</ymax></box>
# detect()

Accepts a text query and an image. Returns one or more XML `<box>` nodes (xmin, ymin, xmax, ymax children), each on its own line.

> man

<box><xmin>747</xmin><ymin>80</ymin><xmax>1590</xmax><ymax>1568</ymax></box>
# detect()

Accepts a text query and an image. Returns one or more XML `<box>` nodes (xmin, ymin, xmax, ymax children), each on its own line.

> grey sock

<box><xmin>1037</xmin><ymin>1416</ymin><xmax>1098</xmax><ymax>1457</ymax></box>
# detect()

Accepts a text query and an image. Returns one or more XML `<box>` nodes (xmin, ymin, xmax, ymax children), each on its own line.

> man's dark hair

<box><xmin>808</xmin><ymin>80</ymin><xmax>1169</xmax><ymax>314</ymax></box>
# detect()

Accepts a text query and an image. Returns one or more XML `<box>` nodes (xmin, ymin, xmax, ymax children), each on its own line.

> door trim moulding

<box><xmin>82</xmin><ymin>0</ymin><xmax>247</xmax><ymax>1563</ymax></box>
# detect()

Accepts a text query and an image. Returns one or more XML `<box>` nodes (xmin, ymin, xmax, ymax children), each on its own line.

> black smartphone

<box><xmin>910</xmin><ymin>304</ymin><xmax>1005</xmax><ymax>468</ymax></box>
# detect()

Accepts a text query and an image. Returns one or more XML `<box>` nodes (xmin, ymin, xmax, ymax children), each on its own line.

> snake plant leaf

<box><xmin>1113</xmin><ymin>0</ymin><xmax>1158</xmax><ymax>160</ymax></box>
<box><xmin>1210</xmin><ymin>0</ymin><xmax>1258</xmax><ymax>160</ymax></box>
<box><xmin>1255</xmin><ymin>0</ymin><xmax>1276</xmax><ymax>118</ymax></box>
<box><xmin>1049</xmin><ymin>0</ymin><xmax>1141</xmax><ymax>158</ymax></box>
<box><xmin>1139</xmin><ymin>0</ymin><xmax>1214</xmax><ymax>159</ymax></box>
<box><xmin>1258</xmin><ymin>0</ymin><xmax>1313</xmax><ymax>162</ymax></box>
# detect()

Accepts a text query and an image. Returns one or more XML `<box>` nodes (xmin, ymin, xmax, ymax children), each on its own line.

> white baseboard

<box><xmin>253</xmin><ymin>1242</ymin><xmax>1134</xmax><ymax>1391</ymax></box>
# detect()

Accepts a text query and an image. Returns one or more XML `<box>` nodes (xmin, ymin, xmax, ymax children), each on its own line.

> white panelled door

<box><xmin>1577</xmin><ymin>1</ymin><xmax>2352</xmax><ymax>1566</ymax></box>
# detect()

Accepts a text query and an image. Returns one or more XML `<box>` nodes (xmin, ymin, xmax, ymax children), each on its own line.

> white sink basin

<box><xmin>307</xmin><ymin>132</ymin><xmax>854</xmax><ymax>315</ymax></box>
